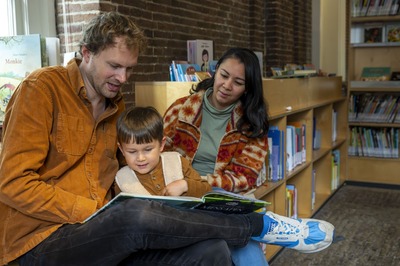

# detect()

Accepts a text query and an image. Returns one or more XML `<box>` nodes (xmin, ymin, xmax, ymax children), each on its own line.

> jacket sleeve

<box><xmin>0</xmin><ymin>78</ymin><xmax>97</xmax><ymax>223</ymax></box>
<box><xmin>207</xmin><ymin>135</ymin><xmax>268</xmax><ymax>193</ymax></box>
<box><xmin>180</xmin><ymin>157</ymin><xmax>212</xmax><ymax>197</ymax></box>
<box><xmin>163</xmin><ymin>97</ymin><xmax>186</xmax><ymax>151</ymax></box>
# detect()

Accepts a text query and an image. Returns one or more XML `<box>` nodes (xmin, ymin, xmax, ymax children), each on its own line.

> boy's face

<box><xmin>118</xmin><ymin>137</ymin><xmax>166</xmax><ymax>175</ymax></box>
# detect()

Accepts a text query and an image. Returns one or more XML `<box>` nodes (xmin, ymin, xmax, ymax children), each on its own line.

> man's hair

<box><xmin>79</xmin><ymin>11</ymin><xmax>147</xmax><ymax>55</ymax></box>
<box><xmin>117</xmin><ymin>106</ymin><xmax>164</xmax><ymax>145</ymax></box>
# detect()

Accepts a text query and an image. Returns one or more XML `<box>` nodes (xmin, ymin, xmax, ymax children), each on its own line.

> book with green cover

<box><xmin>85</xmin><ymin>190</ymin><xmax>270</xmax><ymax>222</ymax></box>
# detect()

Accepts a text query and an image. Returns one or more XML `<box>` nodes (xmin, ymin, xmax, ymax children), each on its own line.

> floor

<box><xmin>269</xmin><ymin>182</ymin><xmax>400</xmax><ymax>266</ymax></box>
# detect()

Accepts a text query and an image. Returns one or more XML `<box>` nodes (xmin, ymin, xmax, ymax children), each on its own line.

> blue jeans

<box><xmin>230</xmin><ymin>240</ymin><xmax>269</xmax><ymax>266</ymax></box>
<box><xmin>19</xmin><ymin>198</ymin><xmax>259</xmax><ymax>266</ymax></box>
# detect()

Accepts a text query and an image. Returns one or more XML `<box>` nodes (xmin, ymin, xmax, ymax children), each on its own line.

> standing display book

<box><xmin>0</xmin><ymin>34</ymin><xmax>47</xmax><ymax>124</ymax></box>
<box><xmin>85</xmin><ymin>190</ymin><xmax>270</xmax><ymax>222</ymax></box>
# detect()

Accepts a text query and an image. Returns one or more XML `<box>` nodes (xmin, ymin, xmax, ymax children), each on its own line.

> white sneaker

<box><xmin>252</xmin><ymin>211</ymin><xmax>335</xmax><ymax>253</ymax></box>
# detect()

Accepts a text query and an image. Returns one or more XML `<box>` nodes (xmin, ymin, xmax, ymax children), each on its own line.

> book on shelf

<box><xmin>195</xmin><ymin>71</ymin><xmax>212</xmax><ymax>81</ymax></box>
<box><xmin>187</xmin><ymin>40</ymin><xmax>213</xmax><ymax>72</ymax></box>
<box><xmin>311</xmin><ymin>168</ymin><xmax>316</xmax><ymax>211</ymax></box>
<box><xmin>379</xmin><ymin>0</ymin><xmax>394</xmax><ymax>15</ymax></box>
<box><xmin>286</xmin><ymin>184</ymin><xmax>297</xmax><ymax>219</ymax></box>
<box><xmin>84</xmin><ymin>190</ymin><xmax>271</xmax><ymax>222</ymax></box>
<box><xmin>0</xmin><ymin>34</ymin><xmax>47</xmax><ymax>124</ymax></box>
<box><xmin>361</xmin><ymin>67</ymin><xmax>391</xmax><ymax>81</ymax></box>
<box><xmin>360</xmin><ymin>0</ymin><xmax>371</xmax><ymax>16</ymax></box>
<box><xmin>351</xmin><ymin>0</ymin><xmax>362</xmax><ymax>17</ymax></box>
<box><xmin>364</xmin><ymin>24</ymin><xmax>384</xmax><ymax>43</ymax></box>
<box><xmin>386</xmin><ymin>24</ymin><xmax>400</xmax><ymax>43</ymax></box>
<box><xmin>331</xmin><ymin>150</ymin><xmax>340</xmax><ymax>191</ymax></box>
<box><xmin>389</xmin><ymin>0</ymin><xmax>400</xmax><ymax>15</ymax></box>
<box><xmin>268</xmin><ymin>126</ymin><xmax>284</xmax><ymax>182</ymax></box>
<box><xmin>366</xmin><ymin>0</ymin><xmax>381</xmax><ymax>16</ymax></box>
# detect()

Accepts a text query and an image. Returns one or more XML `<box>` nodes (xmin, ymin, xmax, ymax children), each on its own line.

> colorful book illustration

<box><xmin>0</xmin><ymin>34</ymin><xmax>46</xmax><ymax>123</ymax></box>
<box><xmin>85</xmin><ymin>190</ymin><xmax>270</xmax><ymax>222</ymax></box>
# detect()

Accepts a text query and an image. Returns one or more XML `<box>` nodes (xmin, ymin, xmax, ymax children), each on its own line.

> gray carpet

<box><xmin>269</xmin><ymin>183</ymin><xmax>400</xmax><ymax>266</ymax></box>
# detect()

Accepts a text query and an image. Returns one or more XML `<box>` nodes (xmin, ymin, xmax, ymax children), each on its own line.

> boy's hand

<box><xmin>162</xmin><ymin>180</ymin><xmax>188</xmax><ymax>196</ymax></box>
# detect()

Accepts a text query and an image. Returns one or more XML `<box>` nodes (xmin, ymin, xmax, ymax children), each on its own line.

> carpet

<box><xmin>269</xmin><ymin>183</ymin><xmax>400</xmax><ymax>266</ymax></box>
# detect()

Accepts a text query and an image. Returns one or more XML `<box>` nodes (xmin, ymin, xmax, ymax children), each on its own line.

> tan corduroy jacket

<box><xmin>0</xmin><ymin>59</ymin><xmax>124</xmax><ymax>264</ymax></box>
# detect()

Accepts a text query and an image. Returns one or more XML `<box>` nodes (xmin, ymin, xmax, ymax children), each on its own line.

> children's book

<box><xmin>0</xmin><ymin>34</ymin><xmax>46</xmax><ymax>123</ymax></box>
<box><xmin>84</xmin><ymin>190</ymin><xmax>270</xmax><ymax>222</ymax></box>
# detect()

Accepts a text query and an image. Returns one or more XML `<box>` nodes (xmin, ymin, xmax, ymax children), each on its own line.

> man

<box><xmin>0</xmin><ymin>12</ymin><xmax>334</xmax><ymax>266</ymax></box>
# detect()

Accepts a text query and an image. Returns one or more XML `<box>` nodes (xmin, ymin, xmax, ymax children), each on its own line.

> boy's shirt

<box><xmin>116</xmin><ymin>151</ymin><xmax>211</xmax><ymax>198</ymax></box>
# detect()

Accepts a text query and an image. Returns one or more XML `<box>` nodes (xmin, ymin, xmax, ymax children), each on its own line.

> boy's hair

<box><xmin>117</xmin><ymin>106</ymin><xmax>164</xmax><ymax>145</ymax></box>
<box><xmin>79</xmin><ymin>11</ymin><xmax>147</xmax><ymax>56</ymax></box>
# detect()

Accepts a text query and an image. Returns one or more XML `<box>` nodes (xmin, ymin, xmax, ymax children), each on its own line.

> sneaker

<box><xmin>252</xmin><ymin>211</ymin><xmax>335</xmax><ymax>253</ymax></box>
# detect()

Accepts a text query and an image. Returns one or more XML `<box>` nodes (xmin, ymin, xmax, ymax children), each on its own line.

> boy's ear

<box><xmin>160</xmin><ymin>136</ymin><xmax>167</xmax><ymax>152</ymax></box>
<box><xmin>117</xmin><ymin>142</ymin><xmax>123</xmax><ymax>153</ymax></box>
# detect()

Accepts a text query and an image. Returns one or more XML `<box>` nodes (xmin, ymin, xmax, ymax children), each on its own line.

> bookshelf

<box><xmin>135</xmin><ymin>76</ymin><xmax>347</xmax><ymax>261</ymax></box>
<box><xmin>347</xmin><ymin>3</ymin><xmax>400</xmax><ymax>185</ymax></box>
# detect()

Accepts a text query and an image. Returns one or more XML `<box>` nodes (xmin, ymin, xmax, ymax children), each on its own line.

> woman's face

<box><xmin>210</xmin><ymin>58</ymin><xmax>246</xmax><ymax>110</ymax></box>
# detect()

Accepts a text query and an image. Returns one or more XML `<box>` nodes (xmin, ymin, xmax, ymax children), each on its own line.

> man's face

<box><xmin>81</xmin><ymin>37</ymin><xmax>139</xmax><ymax>99</ymax></box>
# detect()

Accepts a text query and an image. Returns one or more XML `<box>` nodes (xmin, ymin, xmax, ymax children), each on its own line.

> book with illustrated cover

<box><xmin>85</xmin><ymin>190</ymin><xmax>270</xmax><ymax>222</ymax></box>
<box><xmin>387</xmin><ymin>24</ymin><xmax>400</xmax><ymax>42</ymax></box>
<box><xmin>0</xmin><ymin>34</ymin><xmax>46</xmax><ymax>123</ymax></box>
<box><xmin>364</xmin><ymin>25</ymin><xmax>384</xmax><ymax>43</ymax></box>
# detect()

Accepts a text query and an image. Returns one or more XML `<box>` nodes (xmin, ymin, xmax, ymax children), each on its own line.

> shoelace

<box><xmin>270</xmin><ymin>216</ymin><xmax>303</xmax><ymax>236</ymax></box>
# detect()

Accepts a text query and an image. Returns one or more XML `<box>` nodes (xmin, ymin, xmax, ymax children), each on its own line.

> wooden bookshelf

<box><xmin>135</xmin><ymin>76</ymin><xmax>347</xmax><ymax>261</ymax></box>
<box><xmin>347</xmin><ymin>1</ymin><xmax>400</xmax><ymax>186</ymax></box>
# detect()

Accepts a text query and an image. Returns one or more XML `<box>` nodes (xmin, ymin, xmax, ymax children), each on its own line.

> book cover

<box><xmin>387</xmin><ymin>24</ymin><xmax>400</xmax><ymax>42</ymax></box>
<box><xmin>0</xmin><ymin>34</ymin><xmax>45</xmax><ymax>123</ymax></box>
<box><xmin>363</xmin><ymin>25</ymin><xmax>384</xmax><ymax>43</ymax></box>
<box><xmin>85</xmin><ymin>190</ymin><xmax>270</xmax><ymax>222</ymax></box>
<box><xmin>187</xmin><ymin>40</ymin><xmax>213</xmax><ymax>72</ymax></box>
<box><xmin>361</xmin><ymin>67</ymin><xmax>391</xmax><ymax>81</ymax></box>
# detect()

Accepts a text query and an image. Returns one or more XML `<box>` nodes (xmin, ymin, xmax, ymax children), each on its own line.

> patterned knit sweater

<box><xmin>163</xmin><ymin>90</ymin><xmax>268</xmax><ymax>193</ymax></box>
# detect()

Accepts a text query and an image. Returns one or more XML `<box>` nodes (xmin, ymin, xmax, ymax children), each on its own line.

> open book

<box><xmin>85</xmin><ymin>190</ymin><xmax>270</xmax><ymax>222</ymax></box>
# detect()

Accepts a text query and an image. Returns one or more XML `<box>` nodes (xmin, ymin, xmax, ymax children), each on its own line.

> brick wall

<box><xmin>55</xmin><ymin>0</ymin><xmax>311</xmax><ymax>106</ymax></box>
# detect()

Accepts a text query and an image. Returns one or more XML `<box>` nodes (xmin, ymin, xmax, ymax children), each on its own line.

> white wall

<box><xmin>312</xmin><ymin>0</ymin><xmax>346</xmax><ymax>80</ymax></box>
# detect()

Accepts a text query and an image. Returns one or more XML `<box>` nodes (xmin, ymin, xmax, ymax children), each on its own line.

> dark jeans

<box><xmin>19</xmin><ymin>198</ymin><xmax>257</xmax><ymax>266</ymax></box>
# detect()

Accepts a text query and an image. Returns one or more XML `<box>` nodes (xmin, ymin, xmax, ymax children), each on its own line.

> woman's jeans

<box><xmin>19</xmin><ymin>198</ymin><xmax>257</xmax><ymax>266</ymax></box>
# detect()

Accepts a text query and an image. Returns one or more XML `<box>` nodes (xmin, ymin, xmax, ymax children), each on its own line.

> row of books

<box><xmin>351</xmin><ymin>23</ymin><xmax>400</xmax><ymax>44</ymax></box>
<box><xmin>169</xmin><ymin>61</ymin><xmax>212</xmax><ymax>82</ymax></box>
<box><xmin>348</xmin><ymin>93</ymin><xmax>400</xmax><ymax>123</ymax></box>
<box><xmin>351</xmin><ymin>0</ymin><xmax>400</xmax><ymax>17</ymax></box>
<box><xmin>349</xmin><ymin>126</ymin><xmax>399</xmax><ymax>158</ymax></box>
<box><xmin>286</xmin><ymin>122</ymin><xmax>306</xmax><ymax>172</ymax></box>
<box><xmin>267</xmin><ymin>126</ymin><xmax>285</xmax><ymax>182</ymax></box>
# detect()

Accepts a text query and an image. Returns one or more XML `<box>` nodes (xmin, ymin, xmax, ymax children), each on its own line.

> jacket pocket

<box><xmin>56</xmin><ymin>113</ymin><xmax>86</xmax><ymax>155</ymax></box>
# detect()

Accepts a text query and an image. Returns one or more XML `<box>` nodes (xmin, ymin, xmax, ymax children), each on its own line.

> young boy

<box><xmin>115</xmin><ymin>106</ymin><xmax>212</xmax><ymax>198</ymax></box>
<box><xmin>115</xmin><ymin>106</ymin><xmax>335</xmax><ymax>255</ymax></box>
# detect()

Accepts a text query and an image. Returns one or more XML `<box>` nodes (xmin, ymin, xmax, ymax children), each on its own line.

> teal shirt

<box><xmin>192</xmin><ymin>88</ymin><xmax>236</xmax><ymax>176</ymax></box>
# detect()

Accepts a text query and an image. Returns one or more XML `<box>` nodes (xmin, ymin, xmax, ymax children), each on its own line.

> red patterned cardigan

<box><xmin>163</xmin><ymin>90</ymin><xmax>268</xmax><ymax>193</ymax></box>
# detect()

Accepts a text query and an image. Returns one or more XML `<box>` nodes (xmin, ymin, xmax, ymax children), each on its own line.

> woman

<box><xmin>163</xmin><ymin>47</ymin><xmax>270</xmax><ymax>265</ymax></box>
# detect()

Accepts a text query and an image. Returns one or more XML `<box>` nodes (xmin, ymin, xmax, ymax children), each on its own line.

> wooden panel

<box><xmin>135</xmin><ymin>82</ymin><xmax>194</xmax><ymax>115</ymax></box>
<box><xmin>350</xmin><ymin>47</ymin><xmax>400</xmax><ymax>81</ymax></box>
<box><xmin>263</xmin><ymin>77</ymin><xmax>343</xmax><ymax>117</ymax></box>
<box><xmin>348</xmin><ymin>157</ymin><xmax>400</xmax><ymax>184</ymax></box>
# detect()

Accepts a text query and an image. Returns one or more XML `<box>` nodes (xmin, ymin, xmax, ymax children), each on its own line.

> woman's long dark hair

<box><xmin>193</xmin><ymin>47</ymin><xmax>269</xmax><ymax>138</ymax></box>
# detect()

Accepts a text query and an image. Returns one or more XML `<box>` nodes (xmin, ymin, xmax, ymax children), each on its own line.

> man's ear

<box><xmin>81</xmin><ymin>46</ymin><xmax>91</xmax><ymax>62</ymax></box>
